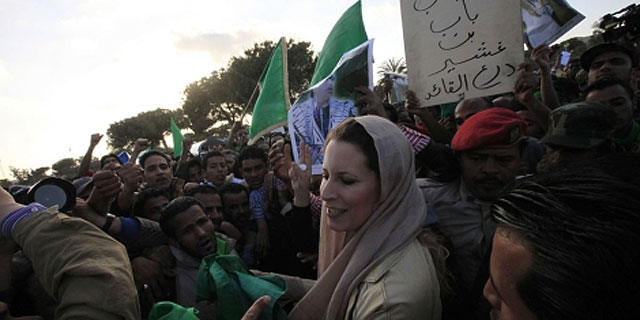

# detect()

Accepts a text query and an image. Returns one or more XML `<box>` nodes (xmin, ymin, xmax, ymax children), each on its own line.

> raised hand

<box><xmin>354</xmin><ymin>86</ymin><xmax>386</xmax><ymax>118</ymax></box>
<box><xmin>269</xmin><ymin>139</ymin><xmax>290</xmax><ymax>182</ymax></box>
<box><xmin>87</xmin><ymin>170</ymin><xmax>122</xmax><ymax>215</ymax></box>
<box><xmin>90</xmin><ymin>133</ymin><xmax>103</xmax><ymax>147</ymax></box>
<box><xmin>513</xmin><ymin>64</ymin><xmax>539</xmax><ymax>103</ymax></box>
<box><xmin>531</xmin><ymin>45</ymin><xmax>552</xmax><ymax>73</ymax></box>
<box><xmin>405</xmin><ymin>90</ymin><xmax>430</xmax><ymax>119</ymax></box>
<box><xmin>288</xmin><ymin>142</ymin><xmax>311</xmax><ymax>207</ymax></box>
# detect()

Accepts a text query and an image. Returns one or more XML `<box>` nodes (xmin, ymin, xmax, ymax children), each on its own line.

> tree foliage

<box><xmin>180</xmin><ymin>39</ymin><xmax>316</xmax><ymax>139</ymax></box>
<box><xmin>52</xmin><ymin>158</ymin><xmax>79</xmax><ymax>179</ymax></box>
<box><xmin>10</xmin><ymin>166</ymin><xmax>50</xmax><ymax>185</ymax></box>
<box><xmin>377</xmin><ymin>57</ymin><xmax>406</xmax><ymax>77</ymax></box>
<box><xmin>107</xmin><ymin>108</ymin><xmax>177</xmax><ymax>151</ymax></box>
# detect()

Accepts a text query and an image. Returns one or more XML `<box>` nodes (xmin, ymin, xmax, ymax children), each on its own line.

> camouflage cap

<box><xmin>541</xmin><ymin>102</ymin><xmax>617</xmax><ymax>149</ymax></box>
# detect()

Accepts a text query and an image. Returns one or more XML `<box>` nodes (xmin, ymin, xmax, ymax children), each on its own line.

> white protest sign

<box><xmin>400</xmin><ymin>0</ymin><xmax>524</xmax><ymax>107</ymax></box>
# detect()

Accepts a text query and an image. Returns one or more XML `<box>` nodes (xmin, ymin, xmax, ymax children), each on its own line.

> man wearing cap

<box><xmin>540</xmin><ymin>101</ymin><xmax>618</xmax><ymax>166</ymax></box>
<box><xmin>419</xmin><ymin>108</ymin><xmax>527</xmax><ymax>318</ymax></box>
<box><xmin>580</xmin><ymin>42</ymin><xmax>638</xmax><ymax>88</ymax></box>
<box><xmin>585</xmin><ymin>77</ymin><xmax>640</xmax><ymax>152</ymax></box>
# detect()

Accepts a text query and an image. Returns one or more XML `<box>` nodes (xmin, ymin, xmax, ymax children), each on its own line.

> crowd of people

<box><xmin>0</xmin><ymin>35</ymin><xmax>639</xmax><ymax>320</ymax></box>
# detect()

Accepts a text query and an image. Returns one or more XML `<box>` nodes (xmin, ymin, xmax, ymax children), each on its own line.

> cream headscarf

<box><xmin>289</xmin><ymin>116</ymin><xmax>428</xmax><ymax>319</ymax></box>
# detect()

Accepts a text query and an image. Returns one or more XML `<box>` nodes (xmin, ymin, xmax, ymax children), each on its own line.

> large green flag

<box><xmin>170</xmin><ymin>117</ymin><xmax>184</xmax><ymax>157</ymax></box>
<box><xmin>249</xmin><ymin>37</ymin><xmax>290</xmax><ymax>144</ymax></box>
<box><xmin>309</xmin><ymin>1</ymin><xmax>368</xmax><ymax>86</ymax></box>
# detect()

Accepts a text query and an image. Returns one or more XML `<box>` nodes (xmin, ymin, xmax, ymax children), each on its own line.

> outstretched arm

<box><xmin>78</xmin><ymin>133</ymin><xmax>103</xmax><ymax>177</ymax></box>
<box><xmin>531</xmin><ymin>45</ymin><xmax>561</xmax><ymax>110</ymax></box>
<box><xmin>405</xmin><ymin>90</ymin><xmax>453</xmax><ymax>143</ymax></box>
<box><xmin>0</xmin><ymin>187</ymin><xmax>141</xmax><ymax>319</ymax></box>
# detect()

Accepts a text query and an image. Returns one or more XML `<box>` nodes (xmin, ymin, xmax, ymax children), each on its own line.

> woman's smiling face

<box><xmin>321</xmin><ymin>140</ymin><xmax>380</xmax><ymax>232</ymax></box>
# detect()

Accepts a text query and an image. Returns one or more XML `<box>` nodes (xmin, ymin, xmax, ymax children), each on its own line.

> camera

<box><xmin>598</xmin><ymin>4</ymin><xmax>640</xmax><ymax>42</ymax></box>
<box><xmin>8</xmin><ymin>177</ymin><xmax>77</xmax><ymax>212</ymax></box>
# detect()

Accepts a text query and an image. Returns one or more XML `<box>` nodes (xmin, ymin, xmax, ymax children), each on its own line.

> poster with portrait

<box><xmin>288</xmin><ymin>39</ymin><xmax>374</xmax><ymax>175</ymax></box>
<box><xmin>521</xmin><ymin>0</ymin><xmax>584</xmax><ymax>48</ymax></box>
<box><xmin>400</xmin><ymin>0</ymin><xmax>524</xmax><ymax>107</ymax></box>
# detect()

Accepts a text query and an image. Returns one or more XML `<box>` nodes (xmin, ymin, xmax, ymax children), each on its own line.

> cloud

<box><xmin>0</xmin><ymin>59</ymin><xmax>9</xmax><ymax>85</ymax></box>
<box><xmin>174</xmin><ymin>30</ymin><xmax>264</xmax><ymax>63</ymax></box>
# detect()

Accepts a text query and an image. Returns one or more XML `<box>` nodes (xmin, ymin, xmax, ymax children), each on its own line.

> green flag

<box><xmin>170</xmin><ymin>117</ymin><xmax>184</xmax><ymax>157</ymax></box>
<box><xmin>309</xmin><ymin>1</ymin><xmax>368</xmax><ymax>86</ymax></box>
<box><xmin>249</xmin><ymin>37</ymin><xmax>290</xmax><ymax>144</ymax></box>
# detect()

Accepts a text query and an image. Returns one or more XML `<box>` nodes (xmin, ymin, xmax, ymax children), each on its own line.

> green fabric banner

<box><xmin>171</xmin><ymin>117</ymin><xmax>184</xmax><ymax>158</ymax></box>
<box><xmin>148</xmin><ymin>302</ymin><xmax>199</xmax><ymax>320</ymax></box>
<box><xmin>249</xmin><ymin>37</ymin><xmax>290</xmax><ymax>145</ymax></box>
<box><xmin>309</xmin><ymin>1</ymin><xmax>368</xmax><ymax>87</ymax></box>
<box><xmin>195</xmin><ymin>254</ymin><xmax>287</xmax><ymax>320</ymax></box>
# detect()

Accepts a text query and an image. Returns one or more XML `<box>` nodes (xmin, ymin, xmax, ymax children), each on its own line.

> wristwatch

<box><xmin>102</xmin><ymin>213</ymin><xmax>116</xmax><ymax>232</ymax></box>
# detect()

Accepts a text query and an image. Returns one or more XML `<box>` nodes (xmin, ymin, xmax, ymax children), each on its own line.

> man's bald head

<box><xmin>454</xmin><ymin>97</ymin><xmax>492</xmax><ymax>129</ymax></box>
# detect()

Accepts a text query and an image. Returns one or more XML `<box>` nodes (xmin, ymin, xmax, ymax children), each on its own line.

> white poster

<box><xmin>400</xmin><ymin>0</ymin><xmax>524</xmax><ymax>107</ymax></box>
<box><xmin>521</xmin><ymin>0</ymin><xmax>585</xmax><ymax>48</ymax></box>
<box><xmin>384</xmin><ymin>72</ymin><xmax>409</xmax><ymax>104</ymax></box>
<box><xmin>288</xmin><ymin>39</ymin><xmax>374</xmax><ymax>174</ymax></box>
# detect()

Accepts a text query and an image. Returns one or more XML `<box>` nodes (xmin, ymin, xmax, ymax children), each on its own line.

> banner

<box><xmin>400</xmin><ymin>0</ymin><xmax>524</xmax><ymax>107</ymax></box>
<box><xmin>309</xmin><ymin>1</ymin><xmax>368</xmax><ymax>87</ymax></box>
<box><xmin>521</xmin><ymin>0</ymin><xmax>584</xmax><ymax>48</ymax></box>
<box><xmin>249</xmin><ymin>37</ymin><xmax>290</xmax><ymax>145</ymax></box>
<box><xmin>289</xmin><ymin>39</ymin><xmax>374</xmax><ymax>174</ymax></box>
<box><xmin>170</xmin><ymin>117</ymin><xmax>184</xmax><ymax>158</ymax></box>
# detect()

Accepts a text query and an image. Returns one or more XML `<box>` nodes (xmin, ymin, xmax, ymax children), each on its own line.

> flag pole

<box><xmin>237</xmin><ymin>81</ymin><xmax>261</xmax><ymax>124</ymax></box>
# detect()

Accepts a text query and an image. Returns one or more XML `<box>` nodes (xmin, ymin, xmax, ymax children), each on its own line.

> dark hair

<box><xmin>219</xmin><ymin>182</ymin><xmax>250</xmax><ymax>202</ymax></box>
<box><xmin>100</xmin><ymin>154</ymin><xmax>123</xmax><ymax>168</ymax></box>
<box><xmin>184</xmin><ymin>184</ymin><xmax>218</xmax><ymax>197</ymax></box>
<box><xmin>186</xmin><ymin>158</ymin><xmax>202</xmax><ymax>170</ymax></box>
<box><xmin>583</xmin><ymin>77</ymin><xmax>635</xmax><ymax>100</ymax></box>
<box><xmin>201</xmin><ymin>151</ymin><xmax>225</xmax><ymax>168</ymax></box>
<box><xmin>325</xmin><ymin>119</ymin><xmax>379</xmax><ymax>175</ymax></box>
<box><xmin>133</xmin><ymin>187</ymin><xmax>169</xmax><ymax>218</ymax></box>
<box><xmin>491</xmin><ymin>153</ymin><xmax>640</xmax><ymax>319</ymax></box>
<box><xmin>159</xmin><ymin>196</ymin><xmax>204</xmax><ymax>239</ymax></box>
<box><xmin>237</xmin><ymin>146</ymin><xmax>267</xmax><ymax>168</ymax></box>
<box><xmin>140</xmin><ymin>150</ymin><xmax>170</xmax><ymax>169</ymax></box>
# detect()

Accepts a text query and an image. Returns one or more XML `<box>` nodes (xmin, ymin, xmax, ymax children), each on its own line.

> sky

<box><xmin>0</xmin><ymin>0</ymin><xmax>635</xmax><ymax>180</ymax></box>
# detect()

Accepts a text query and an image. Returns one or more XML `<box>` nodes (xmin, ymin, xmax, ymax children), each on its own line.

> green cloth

<box><xmin>216</xmin><ymin>237</ymin><xmax>230</xmax><ymax>255</ymax></box>
<box><xmin>614</xmin><ymin>121</ymin><xmax>640</xmax><ymax>151</ymax></box>
<box><xmin>249</xmin><ymin>37</ymin><xmax>290</xmax><ymax>145</ymax></box>
<box><xmin>148</xmin><ymin>302</ymin><xmax>199</xmax><ymax>320</ymax></box>
<box><xmin>195</xmin><ymin>254</ymin><xmax>287</xmax><ymax>320</ymax></box>
<box><xmin>309</xmin><ymin>1</ymin><xmax>368</xmax><ymax>87</ymax></box>
<box><xmin>171</xmin><ymin>117</ymin><xmax>184</xmax><ymax>158</ymax></box>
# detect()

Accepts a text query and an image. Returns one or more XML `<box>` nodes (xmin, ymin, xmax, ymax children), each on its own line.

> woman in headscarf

<box><xmin>279</xmin><ymin>115</ymin><xmax>443</xmax><ymax>319</ymax></box>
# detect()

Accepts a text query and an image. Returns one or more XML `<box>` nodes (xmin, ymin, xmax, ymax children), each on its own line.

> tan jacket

<box><xmin>344</xmin><ymin>238</ymin><xmax>441</xmax><ymax>320</ymax></box>
<box><xmin>13</xmin><ymin>207</ymin><xmax>141</xmax><ymax>319</ymax></box>
<box><xmin>283</xmin><ymin>238</ymin><xmax>441</xmax><ymax>319</ymax></box>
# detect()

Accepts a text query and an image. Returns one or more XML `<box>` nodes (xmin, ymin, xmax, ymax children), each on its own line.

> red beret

<box><xmin>451</xmin><ymin>108</ymin><xmax>527</xmax><ymax>151</ymax></box>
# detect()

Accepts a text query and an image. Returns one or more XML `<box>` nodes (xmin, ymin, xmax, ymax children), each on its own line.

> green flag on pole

<box><xmin>171</xmin><ymin>117</ymin><xmax>184</xmax><ymax>158</ymax></box>
<box><xmin>309</xmin><ymin>1</ymin><xmax>368</xmax><ymax>87</ymax></box>
<box><xmin>249</xmin><ymin>37</ymin><xmax>290</xmax><ymax>145</ymax></box>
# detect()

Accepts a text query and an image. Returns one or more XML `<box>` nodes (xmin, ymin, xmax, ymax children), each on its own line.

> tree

<box><xmin>377</xmin><ymin>57</ymin><xmax>406</xmax><ymax>77</ymax></box>
<box><xmin>373</xmin><ymin>57</ymin><xmax>407</xmax><ymax>100</ymax></box>
<box><xmin>107</xmin><ymin>108</ymin><xmax>177</xmax><ymax>151</ymax></box>
<box><xmin>52</xmin><ymin>158</ymin><xmax>79</xmax><ymax>180</ymax></box>
<box><xmin>10</xmin><ymin>166</ymin><xmax>50</xmax><ymax>185</ymax></box>
<box><xmin>180</xmin><ymin>39</ymin><xmax>316</xmax><ymax>139</ymax></box>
